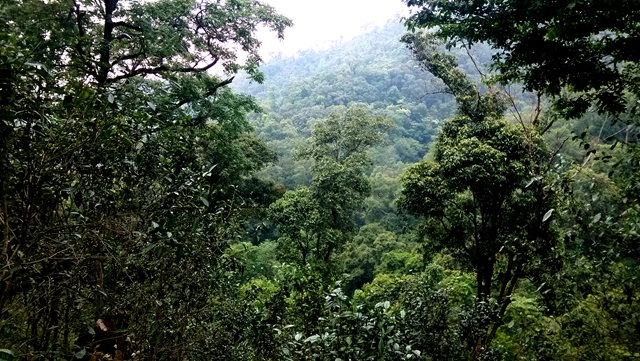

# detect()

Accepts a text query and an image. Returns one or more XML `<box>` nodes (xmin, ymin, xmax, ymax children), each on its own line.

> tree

<box><xmin>403</xmin><ymin>3</ymin><xmax>640</xmax><ymax>358</ymax></box>
<box><xmin>404</xmin><ymin>0</ymin><xmax>640</xmax><ymax>119</ymax></box>
<box><xmin>269</xmin><ymin>108</ymin><xmax>393</xmax><ymax>266</ymax></box>
<box><xmin>2</xmin><ymin>0</ymin><xmax>291</xmax><ymax>86</ymax></box>
<box><xmin>397</xmin><ymin>32</ymin><xmax>559</xmax><ymax>359</ymax></box>
<box><xmin>0</xmin><ymin>0</ymin><xmax>291</xmax><ymax>358</ymax></box>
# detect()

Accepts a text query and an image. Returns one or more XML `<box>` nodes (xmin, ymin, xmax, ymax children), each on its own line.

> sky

<box><xmin>257</xmin><ymin>0</ymin><xmax>409</xmax><ymax>59</ymax></box>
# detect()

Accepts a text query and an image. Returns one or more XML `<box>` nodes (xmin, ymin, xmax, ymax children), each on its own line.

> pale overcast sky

<box><xmin>257</xmin><ymin>0</ymin><xmax>409</xmax><ymax>59</ymax></box>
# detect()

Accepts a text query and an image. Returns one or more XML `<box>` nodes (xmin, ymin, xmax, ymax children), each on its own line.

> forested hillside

<box><xmin>1</xmin><ymin>0</ymin><xmax>639</xmax><ymax>360</ymax></box>
<box><xmin>232</xmin><ymin>21</ymin><xmax>502</xmax><ymax>239</ymax></box>
<box><xmin>233</xmin><ymin>20</ymin><xmax>498</xmax><ymax>186</ymax></box>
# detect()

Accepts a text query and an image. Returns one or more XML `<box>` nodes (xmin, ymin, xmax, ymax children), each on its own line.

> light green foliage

<box><xmin>439</xmin><ymin>270</ymin><xmax>475</xmax><ymax>308</ymax></box>
<box><xmin>228</xmin><ymin>241</ymin><xmax>279</xmax><ymax>280</ymax></box>
<box><xmin>349</xmin><ymin>267</ymin><xmax>494</xmax><ymax>360</ymax></box>
<box><xmin>268</xmin><ymin>187</ymin><xmax>323</xmax><ymax>265</ymax></box>
<box><xmin>556</xmin><ymin>279</ymin><xmax>640</xmax><ymax>360</ymax></box>
<box><xmin>377</xmin><ymin>251</ymin><xmax>422</xmax><ymax>275</ymax></box>
<box><xmin>337</xmin><ymin>223</ymin><xmax>420</xmax><ymax>293</ymax></box>
<box><xmin>491</xmin><ymin>262</ymin><xmax>640</xmax><ymax>360</ymax></box>
<box><xmin>492</xmin><ymin>296</ymin><xmax>544</xmax><ymax>359</ymax></box>
<box><xmin>237</xmin><ymin>263</ymin><xmax>328</xmax><ymax>357</ymax></box>
<box><xmin>233</xmin><ymin>21</ymin><xmax>498</xmax><ymax>196</ymax></box>
<box><xmin>356</xmin><ymin>273</ymin><xmax>411</xmax><ymax>306</ymax></box>
<box><xmin>269</xmin><ymin>108</ymin><xmax>393</xmax><ymax>266</ymax></box>
<box><xmin>239</xmin><ymin>276</ymin><xmax>280</xmax><ymax>313</ymax></box>
<box><xmin>362</xmin><ymin>173</ymin><xmax>405</xmax><ymax>229</ymax></box>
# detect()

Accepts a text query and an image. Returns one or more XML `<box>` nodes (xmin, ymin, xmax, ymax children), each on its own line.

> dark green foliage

<box><xmin>404</xmin><ymin>0</ymin><xmax>640</xmax><ymax>119</ymax></box>
<box><xmin>398</xmin><ymin>31</ymin><xmax>561</xmax><ymax>359</ymax></box>
<box><xmin>0</xmin><ymin>0</ymin><xmax>291</xmax><ymax>359</ymax></box>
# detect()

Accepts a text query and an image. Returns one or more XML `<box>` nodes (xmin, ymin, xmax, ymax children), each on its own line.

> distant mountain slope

<box><xmin>232</xmin><ymin>20</ymin><xmax>495</xmax><ymax>190</ymax></box>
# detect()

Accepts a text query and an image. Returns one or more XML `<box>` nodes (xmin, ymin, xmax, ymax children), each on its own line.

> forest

<box><xmin>0</xmin><ymin>0</ymin><xmax>638</xmax><ymax>360</ymax></box>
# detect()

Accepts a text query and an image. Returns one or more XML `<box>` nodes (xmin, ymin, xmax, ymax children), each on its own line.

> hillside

<box><xmin>233</xmin><ymin>21</ymin><xmax>497</xmax><ymax>188</ymax></box>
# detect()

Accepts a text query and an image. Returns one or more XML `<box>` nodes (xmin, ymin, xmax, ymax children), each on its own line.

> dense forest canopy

<box><xmin>1</xmin><ymin>0</ymin><xmax>639</xmax><ymax>360</ymax></box>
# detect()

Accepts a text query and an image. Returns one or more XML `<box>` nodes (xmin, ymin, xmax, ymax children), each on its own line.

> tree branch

<box><xmin>175</xmin><ymin>76</ymin><xmax>234</xmax><ymax>108</ymax></box>
<box><xmin>107</xmin><ymin>58</ymin><xmax>220</xmax><ymax>83</ymax></box>
<box><xmin>72</xmin><ymin>0</ymin><xmax>98</xmax><ymax>78</ymax></box>
<box><xmin>110</xmin><ymin>51</ymin><xmax>145</xmax><ymax>67</ymax></box>
<box><xmin>531</xmin><ymin>93</ymin><xmax>542</xmax><ymax>127</ymax></box>
<box><xmin>111</xmin><ymin>21</ymin><xmax>142</xmax><ymax>32</ymax></box>
<box><xmin>462</xmin><ymin>41</ymin><xmax>485</xmax><ymax>78</ymax></box>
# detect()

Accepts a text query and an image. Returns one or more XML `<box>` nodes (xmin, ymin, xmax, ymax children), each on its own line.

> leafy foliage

<box><xmin>404</xmin><ymin>0</ymin><xmax>640</xmax><ymax>119</ymax></box>
<box><xmin>398</xmin><ymin>31</ymin><xmax>561</xmax><ymax>358</ymax></box>
<box><xmin>0</xmin><ymin>0</ymin><xmax>290</xmax><ymax>359</ymax></box>
<box><xmin>269</xmin><ymin>108</ymin><xmax>393</xmax><ymax>266</ymax></box>
<box><xmin>3</xmin><ymin>1</ymin><xmax>640</xmax><ymax>360</ymax></box>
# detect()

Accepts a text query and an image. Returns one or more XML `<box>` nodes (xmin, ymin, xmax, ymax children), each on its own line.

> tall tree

<box><xmin>398</xmin><ymin>32</ymin><xmax>559</xmax><ymax>359</ymax></box>
<box><xmin>269</xmin><ymin>108</ymin><xmax>393</xmax><ymax>266</ymax></box>
<box><xmin>403</xmin><ymin>3</ymin><xmax>640</xmax><ymax>358</ymax></box>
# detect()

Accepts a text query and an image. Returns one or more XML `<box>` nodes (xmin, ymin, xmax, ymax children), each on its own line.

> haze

<box><xmin>258</xmin><ymin>0</ymin><xmax>409</xmax><ymax>59</ymax></box>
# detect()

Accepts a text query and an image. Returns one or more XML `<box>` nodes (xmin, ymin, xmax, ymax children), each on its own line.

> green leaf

<box><xmin>593</xmin><ymin>213</ymin><xmax>602</xmax><ymax>223</ymax></box>
<box><xmin>191</xmin><ymin>218</ymin><xmax>200</xmax><ymax>233</ymax></box>
<box><xmin>142</xmin><ymin>243</ymin><xmax>156</xmax><ymax>254</ymax></box>
<box><xmin>304</xmin><ymin>335</ymin><xmax>320</xmax><ymax>343</ymax></box>
<box><xmin>200</xmin><ymin>197</ymin><xmax>209</xmax><ymax>207</ymax></box>
<box><xmin>75</xmin><ymin>348</ymin><xmax>86</xmax><ymax>359</ymax></box>
<box><xmin>543</xmin><ymin>209</ymin><xmax>554</xmax><ymax>222</ymax></box>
